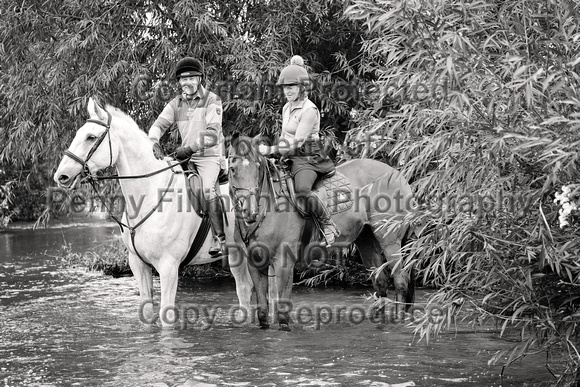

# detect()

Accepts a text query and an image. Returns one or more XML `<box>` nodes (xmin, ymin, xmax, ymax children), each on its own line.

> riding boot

<box><xmin>207</xmin><ymin>197</ymin><xmax>227</xmax><ymax>257</ymax></box>
<box><xmin>307</xmin><ymin>192</ymin><xmax>340</xmax><ymax>247</ymax></box>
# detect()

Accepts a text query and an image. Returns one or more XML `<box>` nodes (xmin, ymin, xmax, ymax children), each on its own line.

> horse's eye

<box><xmin>86</xmin><ymin>135</ymin><xmax>97</xmax><ymax>141</ymax></box>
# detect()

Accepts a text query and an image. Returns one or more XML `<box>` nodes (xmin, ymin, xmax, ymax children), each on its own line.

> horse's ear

<box><xmin>230</xmin><ymin>132</ymin><xmax>240</xmax><ymax>146</ymax></box>
<box><xmin>229</xmin><ymin>132</ymin><xmax>241</xmax><ymax>154</ymax></box>
<box><xmin>87</xmin><ymin>97</ymin><xmax>107</xmax><ymax>121</ymax></box>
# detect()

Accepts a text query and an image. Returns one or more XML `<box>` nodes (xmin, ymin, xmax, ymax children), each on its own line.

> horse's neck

<box><xmin>114</xmin><ymin>134</ymin><xmax>176</xmax><ymax>216</ymax></box>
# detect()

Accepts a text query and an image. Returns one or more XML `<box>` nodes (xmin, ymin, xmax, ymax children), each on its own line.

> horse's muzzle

<box><xmin>241</xmin><ymin>194</ymin><xmax>259</xmax><ymax>223</ymax></box>
<box><xmin>54</xmin><ymin>173</ymin><xmax>81</xmax><ymax>190</ymax></box>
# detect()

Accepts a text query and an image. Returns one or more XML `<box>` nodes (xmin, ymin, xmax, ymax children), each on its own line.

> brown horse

<box><xmin>227</xmin><ymin>135</ymin><xmax>417</xmax><ymax>330</ymax></box>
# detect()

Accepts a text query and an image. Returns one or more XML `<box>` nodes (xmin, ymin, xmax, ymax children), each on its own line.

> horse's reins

<box><xmin>62</xmin><ymin>111</ymin><xmax>204</xmax><ymax>269</ymax></box>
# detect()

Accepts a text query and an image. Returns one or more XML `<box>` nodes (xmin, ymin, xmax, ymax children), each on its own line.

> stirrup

<box><xmin>321</xmin><ymin>222</ymin><xmax>340</xmax><ymax>247</ymax></box>
<box><xmin>209</xmin><ymin>237</ymin><xmax>227</xmax><ymax>257</ymax></box>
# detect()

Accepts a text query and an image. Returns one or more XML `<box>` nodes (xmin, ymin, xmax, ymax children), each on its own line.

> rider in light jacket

<box><xmin>148</xmin><ymin>57</ymin><xmax>227</xmax><ymax>257</ymax></box>
<box><xmin>259</xmin><ymin>55</ymin><xmax>339</xmax><ymax>246</ymax></box>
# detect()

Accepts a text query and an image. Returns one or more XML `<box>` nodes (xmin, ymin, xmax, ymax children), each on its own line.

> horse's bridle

<box><xmin>63</xmin><ymin>110</ymin><xmax>179</xmax><ymax>182</ymax></box>
<box><xmin>229</xmin><ymin>157</ymin><xmax>277</xmax><ymax>243</ymax></box>
<box><xmin>229</xmin><ymin>156</ymin><xmax>266</xmax><ymax>214</ymax></box>
<box><xmin>230</xmin><ymin>183</ymin><xmax>261</xmax><ymax>212</ymax></box>
<box><xmin>64</xmin><ymin>110</ymin><xmax>113</xmax><ymax>180</ymax></box>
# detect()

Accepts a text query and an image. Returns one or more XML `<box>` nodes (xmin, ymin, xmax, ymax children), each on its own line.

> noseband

<box><xmin>64</xmin><ymin>110</ymin><xmax>113</xmax><ymax>179</ymax></box>
<box><xmin>230</xmin><ymin>184</ymin><xmax>261</xmax><ymax>211</ymax></box>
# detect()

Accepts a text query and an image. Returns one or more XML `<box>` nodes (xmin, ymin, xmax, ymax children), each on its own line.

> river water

<box><xmin>0</xmin><ymin>220</ymin><xmax>554</xmax><ymax>386</ymax></box>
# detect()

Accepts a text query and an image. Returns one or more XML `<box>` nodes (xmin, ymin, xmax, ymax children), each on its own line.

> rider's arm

<box><xmin>198</xmin><ymin>94</ymin><xmax>223</xmax><ymax>149</ymax></box>
<box><xmin>148</xmin><ymin>102</ymin><xmax>176</xmax><ymax>142</ymax></box>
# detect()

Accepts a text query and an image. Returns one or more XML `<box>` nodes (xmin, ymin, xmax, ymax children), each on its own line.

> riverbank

<box><xmin>4</xmin><ymin>218</ymin><xmax>370</xmax><ymax>286</ymax></box>
<box><xmin>53</xmin><ymin>238</ymin><xmax>372</xmax><ymax>287</ymax></box>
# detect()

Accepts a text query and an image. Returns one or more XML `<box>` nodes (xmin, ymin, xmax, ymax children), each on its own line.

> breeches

<box><xmin>294</xmin><ymin>169</ymin><xmax>320</xmax><ymax>215</ymax></box>
<box><xmin>189</xmin><ymin>156</ymin><xmax>221</xmax><ymax>200</ymax></box>
<box><xmin>294</xmin><ymin>169</ymin><xmax>318</xmax><ymax>196</ymax></box>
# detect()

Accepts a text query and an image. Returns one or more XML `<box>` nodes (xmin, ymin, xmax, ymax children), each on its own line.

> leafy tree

<box><xmin>344</xmin><ymin>0</ymin><xmax>580</xmax><ymax>383</ymax></box>
<box><xmin>0</xmin><ymin>0</ymin><xmax>364</xmax><ymax>224</ymax></box>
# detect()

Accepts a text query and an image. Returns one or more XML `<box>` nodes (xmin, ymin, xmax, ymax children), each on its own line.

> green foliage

<box><xmin>0</xmin><ymin>164</ymin><xmax>49</xmax><ymax>225</ymax></box>
<box><xmin>344</xmin><ymin>0</ymin><xmax>580</xmax><ymax>382</ymax></box>
<box><xmin>55</xmin><ymin>239</ymin><xmax>131</xmax><ymax>277</ymax></box>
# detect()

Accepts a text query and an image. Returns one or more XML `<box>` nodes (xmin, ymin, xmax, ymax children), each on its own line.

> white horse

<box><xmin>53</xmin><ymin>98</ymin><xmax>253</xmax><ymax>327</ymax></box>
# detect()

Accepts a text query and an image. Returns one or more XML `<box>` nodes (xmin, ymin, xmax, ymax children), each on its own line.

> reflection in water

<box><xmin>0</xmin><ymin>221</ymin><xmax>554</xmax><ymax>386</ymax></box>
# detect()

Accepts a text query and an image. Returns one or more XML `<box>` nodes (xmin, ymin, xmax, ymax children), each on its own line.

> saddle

<box><xmin>267</xmin><ymin>159</ymin><xmax>353</xmax><ymax>217</ymax></box>
<box><xmin>181</xmin><ymin>161</ymin><xmax>228</xmax><ymax>217</ymax></box>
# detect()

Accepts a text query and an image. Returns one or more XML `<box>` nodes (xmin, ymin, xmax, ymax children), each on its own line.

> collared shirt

<box><xmin>149</xmin><ymin>85</ymin><xmax>223</xmax><ymax>157</ymax></box>
<box><xmin>281</xmin><ymin>97</ymin><xmax>320</xmax><ymax>142</ymax></box>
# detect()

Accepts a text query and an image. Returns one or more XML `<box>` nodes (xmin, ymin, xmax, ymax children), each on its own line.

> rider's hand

<box><xmin>258</xmin><ymin>144</ymin><xmax>270</xmax><ymax>155</ymax></box>
<box><xmin>175</xmin><ymin>143</ymin><xmax>200</xmax><ymax>161</ymax></box>
<box><xmin>151</xmin><ymin>140</ymin><xmax>164</xmax><ymax>160</ymax></box>
<box><xmin>175</xmin><ymin>146</ymin><xmax>194</xmax><ymax>161</ymax></box>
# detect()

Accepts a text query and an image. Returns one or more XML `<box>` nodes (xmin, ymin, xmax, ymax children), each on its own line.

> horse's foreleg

<box><xmin>273</xmin><ymin>254</ymin><xmax>294</xmax><ymax>331</ymax></box>
<box><xmin>128</xmin><ymin>252</ymin><xmax>155</xmax><ymax>323</ymax></box>
<box><xmin>157</xmin><ymin>258</ymin><xmax>179</xmax><ymax>328</ymax></box>
<box><xmin>268</xmin><ymin>266</ymin><xmax>278</xmax><ymax>325</ymax></box>
<box><xmin>247</xmin><ymin>260</ymin><xmax>270</xmax><ymax>329</ymax></box>
<box><xmin>228</xmin><ymin>246</ymin><xmax>253</xmax><ymax>320</ymax></box>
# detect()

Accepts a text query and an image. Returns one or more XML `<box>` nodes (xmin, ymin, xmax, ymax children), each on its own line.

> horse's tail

<box><xmin>406</xmin><ymin>266</ymin><xmax>416</xmax><ymax>306</ymax></box>
<box><xmin>402</xmin><ymin>225</ymin><xmax>415</xmax><ymax>307</ymax></box>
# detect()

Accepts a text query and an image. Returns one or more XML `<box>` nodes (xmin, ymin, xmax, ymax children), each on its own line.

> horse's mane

<box><xmin>105</xmin><ymin>104</ymin><xmax>149</xmax><ymax>140</ymax></box>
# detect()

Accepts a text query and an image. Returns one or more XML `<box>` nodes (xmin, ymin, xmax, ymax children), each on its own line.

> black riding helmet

<box><xmin>175</xmin><ymin>57</ymin><xmax>204</xmax><ymax>78</ymax></box>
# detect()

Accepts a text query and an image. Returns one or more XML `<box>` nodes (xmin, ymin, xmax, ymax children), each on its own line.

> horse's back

<box><xmin>337</xmin><ymin>159</ymin><xmax>397</xmax><ymax>188</ymax></box>
<box><xmin>338</xmin><ymin>159</ymin><xmax>414</xmax><ymax>239</ymax></box>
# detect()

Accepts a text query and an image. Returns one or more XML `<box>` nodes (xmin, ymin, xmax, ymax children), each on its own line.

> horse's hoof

<box><xmin>279</xmin><ymin>324</ymin><xmax>291</xmax><ymax>332</ymax></box>
<box><xmin>260</xmin><ymin>324</ymin><xmax>270</xmax><ymax>330</ymax></box>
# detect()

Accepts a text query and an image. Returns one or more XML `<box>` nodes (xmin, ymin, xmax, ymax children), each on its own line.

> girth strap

<box><xmin>129</xmin><ymin>215</ymin><xmax>211</xmax><ymax>270</ymax></box>
<box><xmin>179</xmin><ymin>215</ymin><xmax>212</xmax><ymax>269</ymax></box>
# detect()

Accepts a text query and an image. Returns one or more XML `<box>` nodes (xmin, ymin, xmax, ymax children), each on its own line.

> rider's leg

<box><xmin>294</xmin><ymin>169</ymin><xmax>339</xmax><ymax>246</ymax></box>
<box><xmin>193</xmin><ymin>156</ymin><xmax>227</xmax><ymax>257</ymax></box>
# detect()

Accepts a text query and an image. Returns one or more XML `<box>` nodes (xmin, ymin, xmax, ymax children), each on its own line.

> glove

<box><xmin>152</xmin><ymin>141</ymin><xmax>163</xmax><ymax>160</ymax></box>
<box><xmin>175</xmin><ymin>143</ymin><xmax>200</xmax><ymax>161</ymax></box>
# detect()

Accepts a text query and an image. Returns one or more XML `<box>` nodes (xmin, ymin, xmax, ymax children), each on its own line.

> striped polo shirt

<box><xmin>149</xmin><ymin>85</ymin><xmax>223</xmax><ymax>157</ymax></box>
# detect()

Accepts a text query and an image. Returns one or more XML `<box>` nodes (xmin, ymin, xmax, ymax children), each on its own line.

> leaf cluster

<box><xmin>344</xmin><ymin>0</ymin><xmax>580</xmax><ymax>382</ymax></box>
